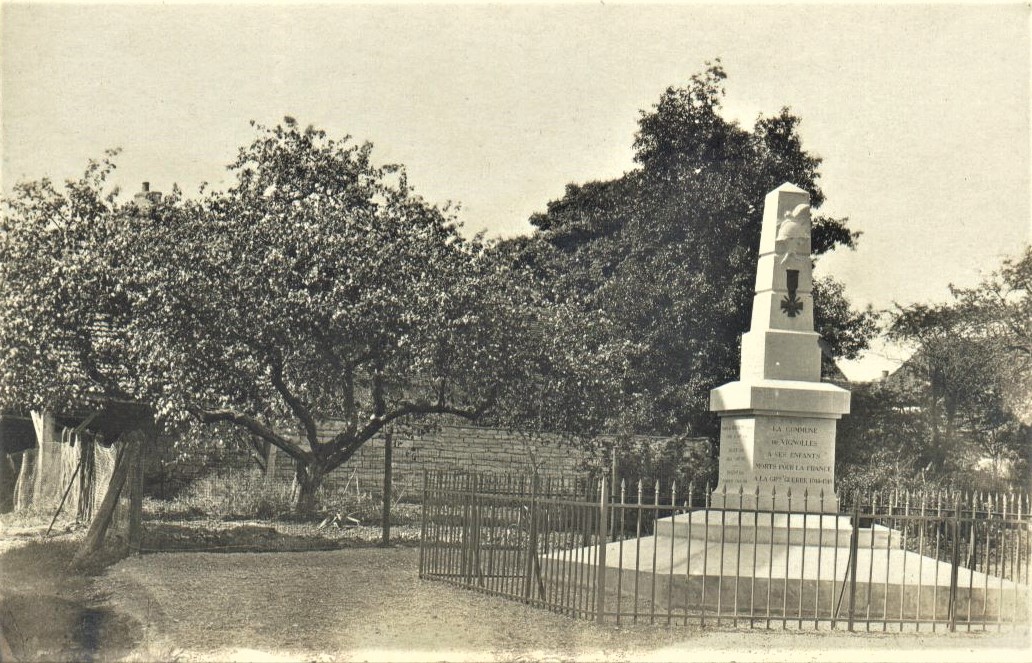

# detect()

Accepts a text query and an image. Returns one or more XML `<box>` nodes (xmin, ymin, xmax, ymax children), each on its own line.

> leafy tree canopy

<box><xmin>499</xmin><ymin>62</ymin><xmax>875</xmax><ymax>437</ymax></box>
<box><xmin>1</xmin><ymin>119</ymin><xmax>624</xmax><ymax>513</ymax></box>
<box><xmin>877</xmin><ymin>247</ymin><xmax>1032</xmax><ymax>490</ymax></box>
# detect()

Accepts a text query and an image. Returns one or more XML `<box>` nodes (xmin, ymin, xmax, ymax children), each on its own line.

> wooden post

<box><xmin>418</xmin><ymin>470</ymin><xmax>429</xmax><ymax>578</ymax></box>
<box><xmin>13</xmin><ymin>448</ymin><xmax>37</xmax><ymax>510</ymax></box>
<box><xmin>380</xmin><ymin>428</ymin><xmax>393</xmax><ymax>547</ymax></box>
<box><xmin>77</xmin><ymin>434</ymin><xmax>95</xmax><ymax>522</ymax></box>
<box><xmin>127</xmin><ymin>429</ymin><xmax>146</xmax><ymax>553</ymax></box>
<box><xmin>71</xmin><ymin>435</ymin><xmax>134</xmax><ymax>568</ymax></box>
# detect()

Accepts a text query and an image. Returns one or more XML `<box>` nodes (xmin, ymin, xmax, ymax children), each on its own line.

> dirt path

<box><xmin>92</xmin><ymin>547</ymin><xmax>1030</xmax><ymax>662</ymax></box>
<box><xmin>0</xmin><ymin>536</ymin><xmax>141</xmax><ymax>662</ymax></box>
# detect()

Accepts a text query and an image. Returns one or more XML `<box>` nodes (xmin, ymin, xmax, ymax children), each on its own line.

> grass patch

<box><xmin>145</xmin><ymin>469</ymin><xmax>424</xmax><ymax>527</ymax></box>
<box><xmin>144</xmin><ymin>470</ymin><xmax>296</xmax><ymax>521</ymax></box>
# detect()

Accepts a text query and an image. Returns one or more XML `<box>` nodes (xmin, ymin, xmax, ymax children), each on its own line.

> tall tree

<box><xmin>886</xmin><ymin>248</ymin><xmax>1031</xmax><ymax>490</ymax></box>
<box><xmin>2</xmin><ymin>121</ymin><xmax>623</xmax><ymax>515</ymax></box>
<box><xmin>501</xmin><ymin>62</ymin><xmax>875</xmax><ymax>438</ymax></box>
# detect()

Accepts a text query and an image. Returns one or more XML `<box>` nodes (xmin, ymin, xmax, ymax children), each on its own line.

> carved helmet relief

<box><xmin>775</xmin><ymin>203</ymin><xmax>812</xmax><ymax>241</ymax></box>
<box><xmin>776</xmin><ymin>204</ymin><xmax>811</xmax><ymax>317</ymax></box>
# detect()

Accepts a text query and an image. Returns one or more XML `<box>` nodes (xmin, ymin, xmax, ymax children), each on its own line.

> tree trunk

<box><xmin>294</xmin><ymin>462</ymin><xmax>325</xmax><ymax>518</ymax></box>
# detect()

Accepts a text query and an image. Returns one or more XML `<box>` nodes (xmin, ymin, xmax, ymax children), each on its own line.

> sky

<box><xmin>2</xmin><ymin>3</ymin><xmax>1029</xmax><ymax>381</ymax></box>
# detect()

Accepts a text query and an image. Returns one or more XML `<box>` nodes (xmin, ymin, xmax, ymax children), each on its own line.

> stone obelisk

<box><xmin>710</xmin><ymin>183</ymin><xmax>850</xmax><ymax>513</ymax></box>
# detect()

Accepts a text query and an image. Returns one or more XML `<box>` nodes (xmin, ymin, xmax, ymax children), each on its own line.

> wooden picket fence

<box><xmin>418</xmin><ymin>471</ymin><xmax>1032</xmax><ymax>631</ymax></box>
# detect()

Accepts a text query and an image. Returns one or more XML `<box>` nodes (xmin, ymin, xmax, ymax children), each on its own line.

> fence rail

<box><xmin>419</xmin><ymin>471</ymin><xmax>1032</xmax><ymax>631</ymax></box>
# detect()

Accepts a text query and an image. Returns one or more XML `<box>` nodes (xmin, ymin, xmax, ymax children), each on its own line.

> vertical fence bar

<box><xmin>830</xmin><ymin>490</ymin><xmax>840</xmax><ymax>630</ymax></box>
<box><xmin>1012</xmin><ymin>495</ymin><xmax>1022</xmax><ymax>629</ymax></box>
<box><xmin>634</xmin><ymin>480</ymin><xmax>643</xmax><ymax>623</ymax></box>
<box><xmin>474</xmin><ymin>475</ymin><xmax>485</xmax><ymax>588</ymax></box>
<box><xmin>717</xmin><ymin>484</ymin><xmax>727</xmax><ymax>627</ymax></box>
<box><xmin>683</xmin><ymin>482</ymin><xmax>695</xmax><ymax>627</ymax></box>
<box><xmin>650</xmin><ymin>480</ymin><xmax>660</xmax><ymax>625</ymax></box>
<box><xmin>799</xmin><ymin>489</ymin><xmax>808</xmax><ymax>629</ymax></box>
<box><xmin>865</xmin><ymin>492</ymin><xmax>877</xmax><ymax>631</ymax></box>
<box><xmin>617</xmin><ymin>480</ymin><xmax>626</xmax><ymax>624</ymax></box>
<box><xmin>558</xmin><ymin>502</ymin><xmax>569</xmax><ymax>615</ymax></box>
<box><xmin>765</xmin><ymin>487</ymin><xmax>775</xmax><ymax>630</ymax></box>
<box><xmin>896</xmin><ymin>491</ymin><xmax>909</xmax><ymax>630</ymax></box>
<box><xmin>920</xmin><ymin>491</ymin><xmax>928</xmax><ymax>627</ymax></box>
<box><xmin>882</xmin><ymin>491</ymin><xmax>893</xmax><ymax>631</ymax></box>
<box><xmin>419</xmin><ymin>471</ymin><xmax>428</xmax><ymax>577</ymax></box>
<box><xmin>702</xmin><ymin>484</ymin><xmax>711</xmax><ymax>628</ymax></box>
<box><xmin>574</xmin><ymin>493</ymin><xmax>585</xmax><ymax>617</ymax></box>
<box><xmin>847</xmin><ymin>494</ymin><xmax>860</xmax><ymax>632</ymax></box>
<box><xmin>596</xmin><ymin>475</ymin><xmax>609</xmax><ymax>622</ymax></box>
<box><xmin>734</xmin><ymin>486</ymin><xmax>743</xmax><ymax>628</ymax></box>
<box><xmin>751</xmin><ymin>485</ymin><xmax>760</xmax><ymax>628</ymax></box>
<box><xmin>970</xmin><ymin>493</ymin><xmax>981</xmax><ymax>631</ymax></box>
<box><xmin>814</xmin><ymin>490</ymin><xmax>824</xmax><ymax>629</ymax></box>
<box><xmin>782</xmin><ymin>488</ymin><xmax>791</xmax><ymax>630</ymax></box>
<box><xmin>667</xmin><ymin>481</ymin><xmax>677</xmax><ymax>626</ymax></box>
<box><xmin>949</xmin><ymin>493</ymin><xmax>962</xmax><ymax>633</ymax></box>
<box><xmin>523</xmin><ymin>475</ymin><xmax>537</xmax><ymax>601</ymax></box>
<box><xmin>932</xmin><ymin>491</ymin><xmax>943</xmax><ymax>632</ymax></box>
<box><xmin>995</xmin><ymin>494</ymin><xmax>1006</xmax><ymax>631</ymax></box>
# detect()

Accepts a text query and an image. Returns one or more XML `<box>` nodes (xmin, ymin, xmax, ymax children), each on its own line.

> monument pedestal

<box><xmin>710</xmin><ymin>379</ymin><xmax>850</xmax><ymax>513</ymax></box>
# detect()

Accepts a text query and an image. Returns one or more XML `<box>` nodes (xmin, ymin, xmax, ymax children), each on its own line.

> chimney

<box><xmin>133</xmin><ymin>181</ymin><xmax>161</xmax><ymax>211</ymax></box>
<box><xmin>881</xmin><ymin>370</ymin><xmax>889</xmax><ymax>380</ymax></box>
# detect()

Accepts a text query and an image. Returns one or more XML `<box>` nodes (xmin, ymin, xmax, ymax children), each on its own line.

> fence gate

<box><xmin>419</xmin><ymin>471</ymin><xmax>1032</xmax><ymax>631</ymax></box>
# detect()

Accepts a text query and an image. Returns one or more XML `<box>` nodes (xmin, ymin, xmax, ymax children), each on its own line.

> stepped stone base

<box><xmin>655</xmin><ymin>510</ymin><xmax>895</xmax><ymax>548</ymax></box>
<box><xmin>546</xmin><ymin>513</ymin><xmax>1029</xmax><ymax>622</ymax></box>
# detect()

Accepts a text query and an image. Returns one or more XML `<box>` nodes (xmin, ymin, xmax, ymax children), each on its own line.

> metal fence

<box><xmin>418</xmin><ymin>471</ymin><xmax>1031</xmax><ymax>631</ymax></box>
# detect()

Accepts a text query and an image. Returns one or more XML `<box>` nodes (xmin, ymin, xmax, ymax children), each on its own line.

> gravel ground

<box><xmin>94</xmin><ymin>547</ymin><xmax>1031</xmax><ymax>663</ymax></box>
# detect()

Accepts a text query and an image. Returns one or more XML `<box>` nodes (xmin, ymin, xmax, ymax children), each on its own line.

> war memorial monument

<box><xmin>566</xmin><ymin>183</ymin><xmax>1025</xmax><ymax>622</ymax></box>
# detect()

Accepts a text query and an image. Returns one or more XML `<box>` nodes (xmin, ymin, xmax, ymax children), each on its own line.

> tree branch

<box><xmin>189</xmin><ymin>405</ymin><xmax>310</xmax><ymax>462</ymax></box>
<box><xmin>325</xmin><ymin>400</ymin><xmax>489</xmax><ymax>469</ymax></box>
<box><xmin>268</xmin><ymin>357</ymin><xmax>320</xmax><ymax>452</ymax></box>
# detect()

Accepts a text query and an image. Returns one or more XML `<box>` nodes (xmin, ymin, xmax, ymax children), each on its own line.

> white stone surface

<box><xmin>548</xmin><ymin>532</ymin><xmax>1028</xmax><ymax>621</ymax></box>
<box><xmin>709</xmin><ymin>183</ymin><xmax>850</xmax><ymax>509</ymax></box>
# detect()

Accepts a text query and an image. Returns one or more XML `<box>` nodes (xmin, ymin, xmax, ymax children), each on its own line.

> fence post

<box><xmin>948</xmin><ymin>493</ymin><xmax>962</xmax><ymax>632</ymax></box>
<box><xmin>524</xmin><ymin>473</ymin><xmax>539</xmax><ymax>601</ymax></box>
<box><xmin>847</xmin><ymin>493</ymin><xmax>860</xmax><ymax>632</ymax></box>
<box><xmin>462</xmin><ymin>473</ymin><xmax>473</xmax><ymax>584</ymax></box>
<box><xmin>596</xmin><ymin>475</ymin><xmax>610</xmax><ymax>623</ymax></box>
<box><xmin>127</xmin><ymin>430</ymin><xmax>145</xmax><ymax>553</ymax></box>
<box><xmin>380</xmin><ymin>428</ymin><xmax>393</xmax><ymax>547</ymax></box>
<box><xmin>418</xmin><ymin>470</ymin><xmax>429</xmax><ymax>578</ymax></box>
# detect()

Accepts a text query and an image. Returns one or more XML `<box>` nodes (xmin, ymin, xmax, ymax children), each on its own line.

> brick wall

<box><xmin>270</xmin><ymin>421</ymin><xmax>596</xmax><ymax>497</ymax></box>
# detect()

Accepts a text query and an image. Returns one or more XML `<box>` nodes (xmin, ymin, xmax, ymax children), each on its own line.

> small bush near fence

<box><xmin>145</xmin><ymin>471</ymin><xmax>297</xmax><ymax>521</ymax></box>
<box><xmin>143</xmin><ymin>468</ymin><xmax>421</xmax><ymax>528</ymax></box>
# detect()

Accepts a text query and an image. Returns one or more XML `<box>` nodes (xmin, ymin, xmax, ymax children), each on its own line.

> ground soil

<box><xmin>0</xmin><ymin>531</ymin><xmax>142</xmax><ymax>662</ymax></box>
<box><xmin>2</xmin><ymin>521</ymin><xmax>1030</xmax><ymax>663</ymax></box>
<box><xmin>94</xmin><ymin>547</ymin><xmax>1029</xmax><ymax>663</ymax></box>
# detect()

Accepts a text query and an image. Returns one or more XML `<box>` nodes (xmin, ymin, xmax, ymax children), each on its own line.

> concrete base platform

<box><xmin>655</xmin><ymin>510</ymin><xmax>896</xmax><ymax>548</ymax></box>
<box><xmin>545</xmin><ymin>517</ymin><xmax>1030</xmax><ymax>622</ymax></box>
